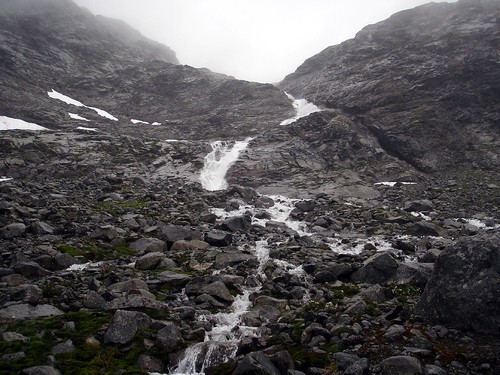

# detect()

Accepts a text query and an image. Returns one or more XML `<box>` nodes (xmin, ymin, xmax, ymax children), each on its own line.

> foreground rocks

<box><xmin>0</xmin><ymin>129</ymin><xmax>498</xmax><ymax>374</ymax></box>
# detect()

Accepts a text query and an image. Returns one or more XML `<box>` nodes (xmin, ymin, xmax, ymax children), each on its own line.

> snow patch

<box><xmin>280</xmin><ymin>92</ymin><xmax>321</xmax><ymax>125</ymax></box>
<box><xmin>76</xmin><ymin>126</ymin><xmax>98</xmax><ymax>132</ymax></box>
<box><xmin>0</xmin><ymin>177</ymin><xmax>13</xmax><ymax>182</ymax></box>
<box><xmin>69</xmin><ymin>113</ymin><xmax>90</xmax><ymax>121</ymax></box>
<box><xmin>152</xmin><ymin>122</ymin><xmax>162</xmax><ymax>126</ymax></box>
<box><xmin>374</xmin><ymin>181</ymin><xmax>417</xmax><ymax>187</ymax></box>
<box><xmin>48</xmin><ymin>89</ymin><xmax>118</xmax><ymax>121</ymax></box>
<box><xmin>131</xmin><ymin>119</ymin><xmax>149</xmax><ymax>125</ymax></box>
<box><xmin>0</xmin><ymin>116</ymin><xmax>48</xmax><ymax>131</ymax></box>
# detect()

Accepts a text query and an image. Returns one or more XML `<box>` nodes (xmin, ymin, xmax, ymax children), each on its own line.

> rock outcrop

<box><xmin>279</xmin><ymin>0</ymin><xmax>500</xmax><ymax>173</ymax></box>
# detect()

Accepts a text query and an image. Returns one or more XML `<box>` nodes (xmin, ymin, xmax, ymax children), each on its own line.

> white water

<box><xmin>169</xmin><ymin>240</ymin><xmax>269</xmax><ymax>375</ymax></box>
<box><xmin>199</xmin><ymin>138</ymin><xmax>252</xmax><ymax>191</ymax></box>
<box><xmin>280</xmin><ymin>93</ymin><xmax>322</xmax><ymax>125</ymax></box>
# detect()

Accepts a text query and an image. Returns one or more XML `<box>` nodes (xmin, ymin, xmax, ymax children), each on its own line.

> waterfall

<box><xmin>280</xmin><ymin>92</ymin><xmax>322</xmax><ymax>125</ymax></box>
<box><xmin>199</xmin><ymin>138</ymin><xmax>253</xmax><ymax>191</ymax></box>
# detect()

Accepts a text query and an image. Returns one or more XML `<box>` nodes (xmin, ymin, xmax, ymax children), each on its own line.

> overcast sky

<box><xmin>73</xmin><ymin>0</ymin><xmax>458</xmax><ymax>83</ymax></box>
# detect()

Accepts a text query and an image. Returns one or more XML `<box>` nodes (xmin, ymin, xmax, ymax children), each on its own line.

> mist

<box><xmin>73</xmin><ymin>0</ymin><xmax>458</xmax><ymax>83</ymax></box>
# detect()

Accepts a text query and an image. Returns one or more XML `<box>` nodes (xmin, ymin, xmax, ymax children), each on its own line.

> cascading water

<box><xmin>169</xmin><ymin>240</ymin><xmax>269</xmax><ymax>375</ymax></box>
<box><xmin>199</xmin><ymin>138</ymin><xmax>253</xmax><ymax>191</ymax></box>
<box><xmin>280</xmin><ymin>92</ymin><xmax>322</xmax><ymax>125</ymax></box>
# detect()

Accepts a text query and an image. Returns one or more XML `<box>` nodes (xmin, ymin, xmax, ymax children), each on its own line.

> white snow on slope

<box><xmin>69</xmin><ymin>113</ymin><xmax>90</xmax><ymax>121</ymax></box>
<box><xmin>374</xmin><ymin>181</ymin><xmax>417</xmax><ymax>187</ymax></box>
<box><xmin>48</xmin><ymin>89</ymin><xmax>118</xmax><ymax>121</ymax></box>
<box><xmin>0</xmin><ymin>177</ymin><xmax>13</xmax><ymax>182</ymax></box>
<box><xmin>76</xmin><ymin>126</ymin><xmax>98</xmax><ymax>132</ymax></box>
<box><xmin>131</xmin><ymin>119</ymin><xmax>149</xmax><ymax>125</ymax></box>
<box><xmin>280</xmin><ymin>92</ymin><xmax>321</xmax><ymax>125</ymax></box>
<box><xmin>0</xmin><ymin>116</ymin><xmax>48</xmax><ymax>131</ymax></box>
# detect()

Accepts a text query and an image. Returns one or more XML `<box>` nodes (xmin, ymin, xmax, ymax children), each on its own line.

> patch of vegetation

<box><xmin>389</xmin><ymin>283</ymin><xmax>421</xmax><ymax>303</ymax></box>
<box><xmin>289</xmin><ymin>343</ymin><xmax>342</xmax><ymax>370</ymax></box>
<box><xmin>58</xmin><ymin>240</ymin><xmax>135</xmax><ymax>262</ymax></box>
<box><xmin>0</xmin><ymin>311</ymin><xmax>152</xmax><ymax>374</ymax></box>
<box><xmin>94</xmin><ymin>199</ymin><xmax>150</xmax><ymax>216</ymax></box>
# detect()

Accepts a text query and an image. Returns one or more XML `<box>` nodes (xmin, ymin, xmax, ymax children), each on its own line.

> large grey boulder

<box><xmin>156</xmin><ymin>323</ymin><xmax>184</xmax><ymax>353</ymax></box>
<box><xmin>380</xmin><ymin>355</ymin><xmax>423</xmax><ymax>374</ymax></box>
<box><xmin>103</xmin><ymin>310</ymin><xmax>152</xmax><ymax>345</ymax></box>
<box><xmin>417</xmin><ymin>233</ymin><xmax>500</xmax><ymax>335</ymax></box>
<box><xmin>129</xmin><ymin>237</ymin><xmax>166</xmax><ymax>254</ymax></box>
<box><xmin>0</xmin><ymin>223</ymin><xmax>26</xmax><ymax>239</ymax></box>
<box><xmin>351</xmin><ymin>252</ymin><xmax>399</xmax><ymax>285</ymax></box>
<box><xmin>232</xmin><ymin>351</ymin><xmax>281</xmax><ymax>375</ymax></box>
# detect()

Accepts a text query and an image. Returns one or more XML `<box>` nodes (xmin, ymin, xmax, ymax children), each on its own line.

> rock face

<box><xmin>279</xmin><ymin>0</ymin><xmax>499</xmax><ymax>173</ymax></box>
<box><xmin>0</xmin><ymin>0</ymin><xmax>293</xmax><ymax>140</ymax></box>
<box><xmin>417</xmin><ymin>233</ymin><xmax>500</xmax><ymax>335</ymax></box>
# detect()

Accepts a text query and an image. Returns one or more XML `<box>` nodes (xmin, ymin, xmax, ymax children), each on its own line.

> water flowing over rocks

<box><xmin>0</xmin><ymin>0</ymin><xmax>499</xmax><ymax>373</ymax></box>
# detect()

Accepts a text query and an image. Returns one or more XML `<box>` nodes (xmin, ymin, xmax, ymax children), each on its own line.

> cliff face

<box><xmin>0</xmin><ymin>0</ymin><xmax>293</xmax><ymax>139</ymax></box>
<box><xmin>279</xmin><ymin>0</ymin><xmax>500</xmax><ymax>173</ymax></box>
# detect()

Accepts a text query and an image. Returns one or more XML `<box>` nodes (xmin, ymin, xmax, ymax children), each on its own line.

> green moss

<box><xmin>0</xmin><ymin>311</ymin><xmax>154</xmax><ymax>374</ymax></box>
<box><xmin>58</xmin><ymin>244</ymin><xmax>82</xmax><ymax>257</ymax></box>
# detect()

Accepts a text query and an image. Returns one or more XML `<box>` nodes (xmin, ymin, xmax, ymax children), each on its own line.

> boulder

<box><xmin>103</xmin><ymin>310</ymin><xmax>152</xmax><ymax>345</ymax></box>
<box><xmin>0</xmin><ymin>304</ymin><xmax>63</xmax><ymax>320</ymax></box>
<box><xmin>156</xmin><ymin>323</ymin><xmax>184</xmax><ymax>353</ymax></box>
<box><xmin>219</xmin><ymin>215</ymin><xmax>251</xmax><ymax>232</ymax></box>
<box><xmin>406</xmin><ymin>221</ymin><xmax>447</xmax><ymax>237</ymax></box>
<box><xmin>417</xmin><ymin>233</ymin><xmax>500</xmax><ymax>335</ymax></box>
<box><xmin>129</xmin><ymin>237</ymin><xmax>166</xmax><ymax>254</ymax></box>
<box><xmin>0</xmin><ymin>223</ymin><xmax>26</xmax><ymax>239</ymax></box>
<box><xmin>185</xmin><ymin>278</ymin><xmax>234</xmax><ymax>303</ymax></box>
<box><xmin>90</xmin><ymin>225</ymin><xmax>122</xmax><ymax>241</ymax></box>
<box><xmin>380</xmin><ymin>355</ymin><xmax>423</xmax><ymax>374</ymax></box>
<box><xmin>233</xmin><ymin>351</ymin><xmax>281</xmax><ymax>375</ymax></box>
<box><xmin>205</xmin><ymin>230</ymin><xmax>232</xmax><ymax>247</ymax></box>
<box><xmin>134</xmin><ymin>252</ymin><xmax>176</xmax><ymax>270</ymax></box>
<box><xmin>170</xmin><ymin>239</ymin><xmax>209</xmax><ymax>251</ymax></box>
<box><xmin>351</xmin><ymin>252</ymin><xmax>399</xmax><ymax>285</ymax></box>
<box><xmin>403</xmin><ymin>200</ymin><xmax>434</xmax><ymax>212</ymax></box>
<box><xmin>30</xmin><ymin>221</ymin><xmax>54</xmax><ymax>235</ymax></box>
<box><xmin>13</xmin><ymin>261</ymin><xmax>51</xmax><ymax>278</ymax></box>
<box><xmin>108</xmin><ymin>278</ymin><xmax>149</xmax><ymax>292</ymax></box>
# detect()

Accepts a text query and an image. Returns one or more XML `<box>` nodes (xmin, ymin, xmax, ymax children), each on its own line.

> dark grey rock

<box><xmin>103</xmin><ymin>310</ymin><xmax>152</xmax><ymax>345</ymax></box>
<box><xmin>30</xmin><ymin>221</ymin><xmax>54</xmax><ymax>235</ymax></box>
<box><xmin>205</xmin><ymin>230</ymin><xmax>232</xmax><ymax>247</ymax></box>
<box><xmin>233</xmin><ymin>351</ymin><xmax>281</xmax><ymax>375</ymax></box>
<box><xmin>406</xmin><ymin>222</ymin><xmax>447</xmax><ymax>237</ymax></box>
<box><xmin>134</xmin><ymin>252</ymin><xmax>176</xmax><ymax>270</ymax></box>
<box><xmin>13</xmin><ymin>261</ymin><xmax>51</xmax><ymax>278</ymax></box>
<box><xmin>0</xmin><ymin>222</ymin><xmax>26</xmax><ymax>239</ymax></box>
<box><xmin>90</xmin><ymin>225</ymin><xmax>121</xmax><ymax>241</ymax></box>
<box><xmin>219</xmin><ymin>215</ymin><xmax>251</xmax><ymax>232</ymax></box>
<box><xmin>351</xmin><ymin>252</ymin><xmax>399</xmax><ymax>284</ymax></box>
<box><xmin>403</xmin><ymin>200</ymin><xmax>434</xmax><ymax>212</ymax></box>
<box><xmin>0</xmin><ymin>304</ymin><xmax>63</xmax><ymax>319</ymax></box>
<box><xmin>417</xmin><ymin>233</ymin><xmax>500</xmax><ymax>335</ymax></box>
<box><xmin>108</xmin><ymin>278</ymin><xmax>149</xmax><ymax>292</ymax></box>
<box><xmin>136</xmin><ymin>354</ymin><xmax>165</xmax><ymax>372</ymax></box>
<box><xmin>156</xmin><ymin>323</ymin><xmax>184</xmax><ymax>353</ymax></box>
<box><xmin>51</xmin><ymin>340</ymin><xmax>76</xmax><ymax>355</ymax></box>
<box><xmin>129</xmin><ymin>237</ymin><xmax>166</xmax><ymax>254</ymax></box>
<box><xmin>380</xmin><ymin>355</ymin><xmax>423</xmax><ymax>374</ymax></box>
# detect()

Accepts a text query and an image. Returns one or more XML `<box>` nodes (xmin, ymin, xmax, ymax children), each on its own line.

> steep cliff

<box><xmin>279</xmin><ymin>0</ymin><xmax>499</xmax><ymax>173</ymax></box>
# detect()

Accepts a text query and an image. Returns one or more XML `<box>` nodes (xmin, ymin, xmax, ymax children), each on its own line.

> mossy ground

<box><xmin>0</xmin><ymin>311</ymin><xmax>148</xmax><ymax>374</ymax></box>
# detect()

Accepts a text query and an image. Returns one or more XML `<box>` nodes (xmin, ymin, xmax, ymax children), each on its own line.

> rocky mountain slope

<box><xmin>279</xmin><ymin>0</ymin><xmax>499</xmax><ymax>174</ymax></box>
<box><xmin>0</xmin><ymin>0</ymin><xmax>499</xmax><ymax>374</ymax></box>
<box><xmin>0</xmin><ymin>0</ymin><xmax>293</xmax><ymax>140</ymax></box>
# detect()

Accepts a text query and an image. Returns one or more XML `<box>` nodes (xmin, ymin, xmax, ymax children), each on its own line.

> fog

<box><xmin>73</xmin><ymin>0</ymin><xmax>458</xmax><ymax>83</ymax></box>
